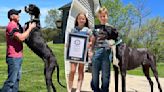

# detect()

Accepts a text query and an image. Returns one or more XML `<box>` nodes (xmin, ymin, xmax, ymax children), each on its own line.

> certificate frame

<box><xmin>66</xmin><ymin>33</ymin><xmax>89</xmax><ymax>63</ymax></box>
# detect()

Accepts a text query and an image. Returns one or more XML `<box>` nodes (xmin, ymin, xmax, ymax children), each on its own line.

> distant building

<box><xmin>57</xmin><ymin>2</ymin><xmax>71</xmax><ymax>43</ymax></box>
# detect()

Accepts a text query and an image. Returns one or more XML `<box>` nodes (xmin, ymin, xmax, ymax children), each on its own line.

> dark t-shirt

<box><xmin>93</xmin><ymin>24</ymin><xmax>118</xmax><ymax>49</ymax></box>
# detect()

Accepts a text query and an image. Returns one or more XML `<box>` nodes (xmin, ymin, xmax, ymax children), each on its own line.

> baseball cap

<box><xmin>8</xmin><ymin>9</ymin><xmax>21</xmax><ymax>19</ymax></box>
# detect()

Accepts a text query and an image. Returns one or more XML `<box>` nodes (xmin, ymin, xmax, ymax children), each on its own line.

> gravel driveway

<box><xmin>70</xmin><ymin>71</ymin><xmax>164</xmax><ymax>92</ymax></box>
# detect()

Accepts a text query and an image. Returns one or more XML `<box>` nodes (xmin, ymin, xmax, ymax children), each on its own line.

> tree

<box><xmin>100</xmin><ymin>0</ymin><xmax>164</xmax><ymax>62</ymax></box>
<box><xmin>41</xmin><ymin>28</ymin><xmax>60</xmax><ymax>42</ymax></box>
<box><xmin>45</xmin><ymin>9</ymin><xmax>61</xmax><ymax>28</ymax></box>
<box><xmin>133</xmin><ymin>0</ymin><xmax>151</xmax><ymax>41</ymax></box>
<box><xmin>100</xmin><ymin>0</ymin><xmax>138</xmax><ymax>43</ymax></box>
<box><xmin>129</xmin><ymin>17</ymin><xmax>163</xmax><ymax>62</ymax></box>
<box><xmin>155</xmin><ymin>20</ymin><xmax>164</xmax><ymax>62</ymax></box>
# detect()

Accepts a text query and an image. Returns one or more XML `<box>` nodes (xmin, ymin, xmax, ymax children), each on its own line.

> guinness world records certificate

<box><xmin>66</xmin><ymin>33</ymin><xmax>89</xmax><ymax>63</ymax></box>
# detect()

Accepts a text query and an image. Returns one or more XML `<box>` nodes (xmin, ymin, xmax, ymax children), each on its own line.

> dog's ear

<box><xmin>29</xmin><ymin>4</ymin><xmax>35</xmax><ymax>10</ymax></box>
<box><xmin>25</xmin><ymin>6</ymin><xmax>29</xmax><ymax>13</ymax></box>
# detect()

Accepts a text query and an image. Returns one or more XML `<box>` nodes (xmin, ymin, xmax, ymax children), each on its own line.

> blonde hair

<box><xmin>96</xmin><ymin>7</ymin><xmax>108</xmax><ymax>16</ymax></box>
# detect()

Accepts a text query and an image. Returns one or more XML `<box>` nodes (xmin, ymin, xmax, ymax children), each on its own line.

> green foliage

<box><xmin>44</xmin><ymin>9</ymin><xmax>62</xmax><ymax>42</ymax></box>
<box><xmin>45</xmin><ymin>9</ymin><xmax>61</xmax><ymax>28</ymax></box>
<box><xmin>129</xmin><ymin>17</ymin><xmax>164</xmax><ymax>62</ymax></box>
<box><xmin>0</xmin><ymin>29</ymin><xmax>6</xmax><ymax>43</ymax></box>
<box><xmin>101</xmin><ymin>0</ymin><xmax>136</xmax><ymax>30</ymax></box>
<box><xmin>0</xmin><ymin>27</ymin><xmax>61</xmax><ymax>45</ymax></box>
<box><xmin>41</xmin><ymin>28</ymin><xmax>61</xmax><ymax>42</ymax></box>
<box><xmin>100</xmin><ymin>0</ymin><xmax>140</xmax><ymax>45</ymax></box>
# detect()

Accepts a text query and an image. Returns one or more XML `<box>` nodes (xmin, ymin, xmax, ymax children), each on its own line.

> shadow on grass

<box><xmin>0</xmin><ymin>89</ymin><xmax>26</xmax><ymax>92</ymax></box>
<box><xmin>18</xmin><ymin>91</ymin><xmax>26</xmax><ymax>92</ymax></box>
<box><xmin>72</xmin><ymin>88</ymin><xmax>92</xmax><ymax>92</ymax></box>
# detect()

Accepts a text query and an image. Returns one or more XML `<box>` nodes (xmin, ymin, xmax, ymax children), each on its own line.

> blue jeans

<box><xmin>1</xmin><ymin>57</ymin><xmax>22</xmax><ymax>92</ymax></box>
<box><xmin>91</xmin><ymin>48</ymin><xmax>112</xmax><ymax>92</ymax></box>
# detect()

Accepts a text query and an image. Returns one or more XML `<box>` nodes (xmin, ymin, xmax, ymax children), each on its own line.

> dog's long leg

<box><xmin>148</xmin><ymin>55</ymin><xmax>162</xmax><ymax>92</ymax></box>
<box><xmin>120</xmin><ymin>55</ymin><xmax>126</xmax><ymax>92</ymax></box>
<box><xmin>113</xmin><ymin>65</ymin><xmax>119</xmax><ymax>92</ymax></box>
<box><xmin>44</xmin><ymin>57</ymin><xmax>56</xmax><ymax>92</ymax></box>
<box><xmin>142</xmin><ymin>64</ymin><xmax>153</xmax><ymax>92</ymax></box>
<box><xmin>46</xmin><ymin>55</ymin><xmax>66</xmax><ymax>92</ymax></box>
<box><xmin>151</xmin><ymin>66</ymin><xmax>162</xmax><ymax>92</ymax></box>
<box><xmin>121</xmin><ymin>70</ymin><xmax>126</xmax><ymax>92</ymax></box>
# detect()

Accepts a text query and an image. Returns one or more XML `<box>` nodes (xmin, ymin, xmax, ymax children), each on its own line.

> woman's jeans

<box><xmin>91</xmin><ymin>48</ymin><xmax>112</xmax><ymax>92</ymax></box>
<box><xmin>1</xmin><ymin>57</ymin><xmax>22</xmax><ymax>92</ymax></box>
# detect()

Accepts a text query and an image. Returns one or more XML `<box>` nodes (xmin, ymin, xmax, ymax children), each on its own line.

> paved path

<box><xmin>66</xmin><ymin>72</ymin><xmax>164</xmax><ymax>92</ymax></box>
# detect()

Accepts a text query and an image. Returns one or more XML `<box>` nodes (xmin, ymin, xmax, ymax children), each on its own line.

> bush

<box><xmin>41</xmin><ymin>28</ymin><xmax>61</xmax><ymax>42</ymax></box>
<box><xmin>0</xmin><ymin>28</ymin><xmax>61</xmax><ymax>43</ymax></box>
<box><xmin>0</xmin><ymin>29</ymin><xmax>6</xmax><ymax>43</ymax></box>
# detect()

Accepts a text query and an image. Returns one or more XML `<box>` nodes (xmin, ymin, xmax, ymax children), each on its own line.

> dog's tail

<box><xmin>56</xmin><ymin>65</ymin><xmax>66</xmax><ymax>88</ymax></box>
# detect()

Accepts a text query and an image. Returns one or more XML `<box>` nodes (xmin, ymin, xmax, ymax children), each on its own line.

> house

<box><xmin>62</xmin><ymin>0</ymin><xmax>101</xmax><ymax>74</ymax></box>
<box><xmin>57</xmin><ymin>0</ymin><xmax>100</xmax><ymax>43</ymax></box>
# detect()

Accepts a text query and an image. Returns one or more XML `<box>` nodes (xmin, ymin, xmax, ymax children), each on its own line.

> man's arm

<box><xmin>14</xmin><ymin>22</ymin><xmax>36</xmax><ymax>42</ymax></box>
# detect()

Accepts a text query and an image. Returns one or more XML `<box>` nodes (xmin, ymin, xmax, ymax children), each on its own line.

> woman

<box><xmin>68</xmin><ymin>12</ymin><xmax>92</xmax><ymax>92</ymax></box>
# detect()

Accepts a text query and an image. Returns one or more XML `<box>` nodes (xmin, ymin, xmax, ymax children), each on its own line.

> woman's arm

<box><xmin>88</xmin><ymin>35</ymin><xmax>96</xmax><ymax>58</ymax></box>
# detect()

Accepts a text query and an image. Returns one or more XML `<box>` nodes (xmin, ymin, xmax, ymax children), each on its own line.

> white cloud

<box><xmin>0</xmin><ymin>6</ymin><xmax>26</xmax><ymax>14</ymax></box>
<box><xmin>0</xmin><ymin>6</ymin><xmax>54</xmax><ymax>15</ymax></box>
<box><xmin>40</xmin><ymin>7</ymin><xmax>54</xmax><ymax>17</ymax></box>
<box><xmin>0</xmin><ymin>6</ymin><xmax>55</xmax><ymax>27</ymax></box>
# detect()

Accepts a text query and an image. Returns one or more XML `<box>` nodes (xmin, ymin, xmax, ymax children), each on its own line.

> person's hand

<box><xmin>28</xmin><ymin>22</ymin><xmax>36</xmax><ymax>31</ymax></box>
<box><xmin>65</xmin><ymin>43</ymin><xmax>68</xmax><ymax>48</ymax></box>
<box><xmin>87</xmin><ymin>42</ymin><xmax>92</xmax><ymax>48</ymax></box>
<box><xmin>88</xmin><ymin>49</ymin><xmax>93</xmax><ymax>59</ymax></box>
<box><xmin>109</xmin><ymin>45</ymin><xmax>112</xmax><ymax>48</ymax></box>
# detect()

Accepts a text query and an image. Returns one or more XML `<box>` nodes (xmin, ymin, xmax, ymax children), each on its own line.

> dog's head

<box><xmin>95</xmin><ymin>25</ymin><xmax>118</xmax><ymax>40</ymax></box>
<box><xmin>25</xmin><ymin>4</ymin><xmax>40</xmax><ymax>19</ymax></box>
<box><xmin>24</xmin><ymin>4</ymin><xmax>41</xmax><ymax>29</ymax></box>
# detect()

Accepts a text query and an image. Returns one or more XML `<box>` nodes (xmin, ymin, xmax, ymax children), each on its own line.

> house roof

<box><xmin>59</xmin><ymin>2</ymin><xmax>71</xmax><ymax>10</ymax></box>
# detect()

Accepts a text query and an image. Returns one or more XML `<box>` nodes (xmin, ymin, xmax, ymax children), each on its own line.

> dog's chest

<box><xmin>25</xmin><ymin>29</ymin><xmax>43</xmax><ymax>45</ymax></box>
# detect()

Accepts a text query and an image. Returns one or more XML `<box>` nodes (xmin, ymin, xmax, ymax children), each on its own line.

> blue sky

<box><xmin>0</xmin><ymin>0</ymin><xmax>163</xmax><ymax>27</ymax></box>
<box><xmin>122</xmin><ymin>0</ymin><xmax>164</xmax><ymax>19</ymax></box>
<box><xmin>0</xmin><ymin>0</ymin><xmax>71</xmax><ymax>27</ymax></box>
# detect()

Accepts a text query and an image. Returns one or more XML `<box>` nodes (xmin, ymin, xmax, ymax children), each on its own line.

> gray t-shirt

<box><xmin>93</xmin><ymin>24</ymin><xmax>118</xmax><ymax>49</ymax></box>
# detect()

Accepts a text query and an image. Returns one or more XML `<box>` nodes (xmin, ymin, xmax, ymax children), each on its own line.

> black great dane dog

<box><xmin>114</xmin><ymin>44</ymin><xmax>162</xmax><ymax>92</ymax></box>
<box><xmin>96</xmin><ymin>25</ymin><xmax>162</xmax><ymax>92</ymax></box>
<box><xmin>24</xmin><ymin>4</ymin><xmax>65</xmax><ymax>92</ymax></box>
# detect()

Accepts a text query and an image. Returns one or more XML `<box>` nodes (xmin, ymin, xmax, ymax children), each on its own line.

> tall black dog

<box><xmin>95</xmin><ymin>25</ymin><xmax>162</xmax><ymax>92</ymax></box>
<box><xmin>24</xmin><ymin>4</ymin><xmax>65</xmax><ymax>92</ymax></box>
<box><xmin>114</xmin><ymin>44</ymin><xmax>162</xmax><ymax>92</ymax></box>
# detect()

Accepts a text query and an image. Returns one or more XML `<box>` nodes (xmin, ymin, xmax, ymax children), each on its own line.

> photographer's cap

<box><xmin>8</xmin><ymin>9</ymin><xmax>21</xmax><ymax>19</ymax></box>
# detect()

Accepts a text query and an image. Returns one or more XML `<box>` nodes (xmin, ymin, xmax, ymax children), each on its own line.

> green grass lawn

<box><xmin>0</xmin><ymin>43</ymin><xmax>67</xmax><ymax>92</ymax></box>
<box><xmin>127</xmin><ymin>63</ymin><xmax>164</xmax><ymax>77</ymax></box>
<box><xmin>110</xmin><ymin>63</ymin><xmax>164</xmax><ymax>78</ymax></box>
